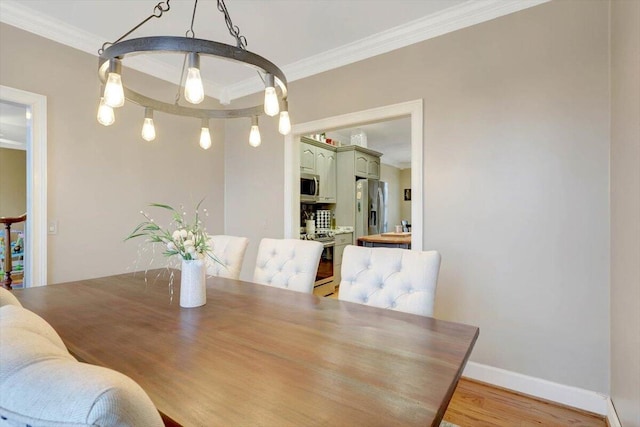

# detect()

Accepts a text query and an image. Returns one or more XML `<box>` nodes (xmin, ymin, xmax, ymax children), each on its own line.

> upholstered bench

<box><xmin>0</xmin><ymin>288</ymin><xmax>163</xmax><ymax>427</ymax></box>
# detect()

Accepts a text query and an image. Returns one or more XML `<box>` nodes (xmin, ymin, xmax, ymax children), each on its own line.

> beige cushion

<box><xmin>0</xmin><ymin>303</ymin><xmax>163</xmax><ymax>427</ymax></box>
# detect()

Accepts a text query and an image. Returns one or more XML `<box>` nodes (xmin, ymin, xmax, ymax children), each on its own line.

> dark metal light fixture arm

<box><xmin>98</xmin><ymin>0</ymin><xmax>171</xmax><ymax>55</ymax></box>
<box><xmin>96</xmin><ymin>0</ymin><xmax>290</xmax><ymax>142</ymax></box>
<box><xmin>98</xmin><ymin>36</ymin><xmax>288</xmax><ymax>119</ymax></box>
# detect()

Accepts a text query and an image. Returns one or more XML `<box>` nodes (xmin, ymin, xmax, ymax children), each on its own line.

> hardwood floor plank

<box><xmin>443</xmin><ymin>378</ymin><xmax>606</xmax><ymax>427</ymax></box>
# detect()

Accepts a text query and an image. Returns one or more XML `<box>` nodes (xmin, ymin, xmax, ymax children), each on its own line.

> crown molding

<box><xmin>1</xmin><ymin>0</ymin><xmax>549</xmax><ymax>103</ymax></box>
<box><xmin>226</xmin><ymin>0</ymin><xmax>550</xmax><ymax>101</ymax></box>
<box><xmin>0</xmin><ymin>138</ymin><xmax>26</xmax><ymax>150</ymax></box>
<box><xmin>0</xmin><ymin>0</ymin><xmax>99</xmax><ymax>58</ymax></box>
<box><xmin>0</xmin><ymin>0</ymin><xmax>225</xmax><ymax>100</ymax></box>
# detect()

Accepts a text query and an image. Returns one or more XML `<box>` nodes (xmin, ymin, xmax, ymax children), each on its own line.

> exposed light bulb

<box><xmin>278</xmin><ymin>111</ymin><xmax>291</xmax><ymax>135</ymax></box>
<box><xmin>97</xmin><ymin>97</ymin><xmax>115</xmax><ymax>126</ymax></box>
<box><xmin>249</xmin><ymin>117</ymin><xmax>261</xmax><ymax>147</ymax></box>
<box><xmin>264</xmin><ymin>87</ymin><xmax>279</xmax><ymax>116</ymax></box>
<box><xmin>184</xmin><ymin>53</ymin><xmax>204</xmax><ymax>104</ymax></box>
<box><xmin>141</xmin><ymin>108</ymin><xmax>156</xmax><ymax>141</ymax></box>
<box><xmin>103</xmin><ymin>59</ymin><xmax>124</xmax><ymax>108</ymax></box>
<box><xmin>249</xmin><ymin>125</ymin><xmax>261</xmax><ymax>147</ymax></box>
<box><xmin>142</xmin><ymin>118</ymin><xmax>156</xmax><ymax>141</ymax></box>
<box><xmin>104</xmin><ymin>72</ymin><xmax>124</xmax><ymax>108</ymax></box>
<box><xmin>200</xmin><ymin>119</ymin><xmax>212</xmax><ymax>150</ymax></box>
<box><xmin>185</xmin><ymin>68</ymin><xmax>204</xmax><ymax>104</ymax></box>
<box><xmin>263</xmin><ymin>73</ymin><xmax>279</xmax><ymax>116</ymax></box>
<box><xmin>200</xmin><ymin>128</ymin><xmax>212</xmax><ymax>149</ymax></box>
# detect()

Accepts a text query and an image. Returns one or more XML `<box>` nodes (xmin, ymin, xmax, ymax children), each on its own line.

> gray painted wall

<box><xmin>225</xmin><ymin>0</ymin><xmax>611</xmax><ymax>393</ymax></box>
<box><xmin>610</xmin><ymin>0</ymin><xmax>640</xmax><ymax>425</ymax></box>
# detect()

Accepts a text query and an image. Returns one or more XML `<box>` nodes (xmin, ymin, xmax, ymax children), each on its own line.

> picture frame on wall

<box><xmin>404</xmin><ymin>189</ymin><xmax>411</xmax><ymax>201</ymax></box>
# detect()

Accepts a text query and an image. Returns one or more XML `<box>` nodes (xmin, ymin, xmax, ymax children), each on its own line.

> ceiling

<box><xmin>327</xmin><ymin>118</ymin><xmax>412</xmax><ymax>170</ymax></box>
<box><xmin>0</xmin><ymin>100</ymin><xmax>28</xmax><ymax>149</ymax></box>
<box><xmin>0</xmin><ymin>0</ymin><xmax>546</xmax><ymax>161</ymax></box>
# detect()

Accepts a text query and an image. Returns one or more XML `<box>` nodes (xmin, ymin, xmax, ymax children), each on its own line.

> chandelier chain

<box><xmin>175</xmin><ymin>0</ymin><xmax>200</xmax><ymax>105</ymax></box>
<box><xmin>186</xmin><ymin>0</ymin><xmax>198</xmax><ymax>38</ymax></box>
<box><xmin>98</xmin><ymin>0</ymin><xmax>171</xmax><ymax>55</ymax></box>
<box><xmin>217</xmin><ymin>0</ymin><xmax>247</xmax><ymax>50</ymax></box>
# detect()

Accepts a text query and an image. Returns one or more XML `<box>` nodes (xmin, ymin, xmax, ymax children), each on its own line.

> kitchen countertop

<box><xmin>332</xmin><ymin>228</ymin><xmax>354</xmax><ymax>235</ymax></box>
<box><xmin>357</xmin><ymin>233</ymin><xmax>411</xmax><ymax>248</ymax></box>
<box><xmin>299</xmin><ymin>227</ymin><xmax>353</xmax><ymax>235</ymax></box>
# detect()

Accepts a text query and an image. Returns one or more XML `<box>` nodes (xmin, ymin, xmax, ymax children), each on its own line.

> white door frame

<box><xmin>284</xmin><ymin>99</ymin><xmax>423</xmax><ymax>250</ymax></box>
<box><xmin>0</xmin><ymin>85</ymin><xmax>47</xmax><ymax>287</ymax></box>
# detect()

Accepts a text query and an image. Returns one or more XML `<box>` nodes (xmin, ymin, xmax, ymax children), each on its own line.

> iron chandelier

<box><xmin>96</xmin><ymin>0</ymin><xmax>290</xmax><ymax>149</ymax></box>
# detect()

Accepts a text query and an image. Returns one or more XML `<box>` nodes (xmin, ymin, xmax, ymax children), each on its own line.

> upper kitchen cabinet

<box><xmin>300</xmin><ymin>137</ymin><xmax>337</xmax><ymax>203</ymax></box>
<box><xmin>300</xmin><ymin>142</ymin><xmax>316</xmax><ymax>173</ymax></box>
<box><xmin>354</xmin><ymin>151</ymin><xmax>381</xmax><ymax>179</ymax></box>
<box><xmin>337</xmin><ymin>145</ymin><xmax>382</xmax><ymax>180</ymax></box>
<box><xmin>316</xmin><ymin>146</ymin><xmax>337</xmax><ymax>203</ymax></box>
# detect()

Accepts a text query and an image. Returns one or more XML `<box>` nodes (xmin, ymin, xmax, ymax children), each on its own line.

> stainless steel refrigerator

<box><xmin>355</xmin><ymin>178</ymin><xmax>388</xmax><ymax>239</ymax></box>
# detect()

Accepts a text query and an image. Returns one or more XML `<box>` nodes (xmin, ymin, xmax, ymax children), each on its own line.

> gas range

<box><xmin>300</xmin><ymin>229</ymin><xmax>335</xmax><ymax>245</ymax></box>
<box><xmin>301</xmin><ymin>229</ymin><xmax>335</xmax><ymax>291</ymax></box>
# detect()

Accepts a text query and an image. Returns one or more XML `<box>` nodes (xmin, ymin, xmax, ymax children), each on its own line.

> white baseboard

<box><xmin>462</xmin><ymin>361</ymin><xmax>609</xmax><ymax>416</ymax></box>
<box><xmin>607</xmin><ymin>398</ymin><xmax>622</xmax><ymax>427</ymax></box>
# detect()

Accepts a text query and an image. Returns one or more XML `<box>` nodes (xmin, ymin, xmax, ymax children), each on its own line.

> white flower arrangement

<box><xmin>126</xmin><ymin>200</ymin><xmax>221</xmax><ymax>264</ymax></box>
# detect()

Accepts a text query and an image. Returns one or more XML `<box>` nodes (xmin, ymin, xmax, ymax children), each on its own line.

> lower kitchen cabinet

<box><xmin>332</xmin><ymin>232</ymin><xmax>352</xmax><ymax>290</ymax></box>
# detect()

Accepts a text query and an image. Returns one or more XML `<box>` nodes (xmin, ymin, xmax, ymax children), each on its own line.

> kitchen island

<box><xmin>357</xmin><ymin>232</ymin><xmax>411</xmax><ymax>249</ymax></box>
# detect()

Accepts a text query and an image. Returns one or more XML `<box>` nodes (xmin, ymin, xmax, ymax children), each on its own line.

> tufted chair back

<box><xmin>339</xmin><ymin>245</ymin><xmax>441</xmax><ymax>317</ymax></box>
<box><xmin>252</xmin><ymin>238</ymin><xmax>323</xmax><ymax>293</ymax></box>
<box><xmin>207</xmin><ymin>235</ymin><xmax>250</xmax><ymax>280</ymax></box>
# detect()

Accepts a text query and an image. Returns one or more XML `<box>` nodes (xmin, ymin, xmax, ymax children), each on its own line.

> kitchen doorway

<box><xmin>0</xmin><ymin>85</ymin><xmax>47</xmax><ymax>287</ymax></box>
<box><xmin>283</xmin><ymin>99</ymin><xmax>423</xmax><ymax>250</ymax></box>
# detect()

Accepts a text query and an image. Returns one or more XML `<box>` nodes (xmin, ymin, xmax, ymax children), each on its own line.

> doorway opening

<box><xmin>284</xmin><ymin>99</ymin><xmax>423</xmax><ymax>250</ymax></box>
<box><xmin>0</xmin><ymin>85</ymin><xmax>47</xmax><ymax>287</ymax></box>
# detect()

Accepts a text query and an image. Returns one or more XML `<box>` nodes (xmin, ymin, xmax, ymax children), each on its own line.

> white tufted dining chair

<box><xmin>252</xmin><ymin>238</ymin><xmax>323</xmax><ymax>293</ymax></box>
<box><xmin>206</xmin><ymin>235</ymin><xmax>250</xmax><ymax>280</ymax></box>
<box><xmin>339</xmin><ymin>245</ymin><xmax>441</xmax><ymax>317</ymax></box>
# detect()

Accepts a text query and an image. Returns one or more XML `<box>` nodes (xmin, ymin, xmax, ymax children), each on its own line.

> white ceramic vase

<box><xmin>180</xmin><ymin>259</ymin><xmax>206</xmax><ymax>308</ymax></box>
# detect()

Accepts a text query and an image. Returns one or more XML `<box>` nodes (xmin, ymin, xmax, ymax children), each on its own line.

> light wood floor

<box><xmin>327</xmin><ymin>291</ymin><xmax>605</xmax><ymax>427</ymax></box>
<box><xmin>443</xmin><ymin>378</ymin><xmax>606</xmax><ymax>427</ymax></box>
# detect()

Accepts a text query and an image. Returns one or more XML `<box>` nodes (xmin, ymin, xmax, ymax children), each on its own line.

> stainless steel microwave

<box><xmin>300</xmin><ymin>173</ymin><xmax>319</xmax><ymax>203</ymax></box>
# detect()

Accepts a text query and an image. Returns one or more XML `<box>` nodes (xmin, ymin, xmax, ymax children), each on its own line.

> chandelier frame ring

<box><xmin>98</xmin><ymin>36</ymin><xmax>288</xmax><ymax>119</ymax></box>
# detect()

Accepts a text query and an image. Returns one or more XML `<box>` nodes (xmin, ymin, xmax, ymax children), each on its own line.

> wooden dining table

<box><xmin>12</xmin><ymin>269</ymin><xmax>478</xmax><ymax>427</ymax></box>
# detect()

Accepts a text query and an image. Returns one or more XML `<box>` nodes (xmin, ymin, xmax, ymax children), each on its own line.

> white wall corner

<box><xmin>462</xmin><ymin>361</ymin><xmax>609</xmax><ymax>416</ymax></box>
<box><xmin>607</xmin><ymin>399</ymin><xmax>623</xmax><ymax>427</ymax></box>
